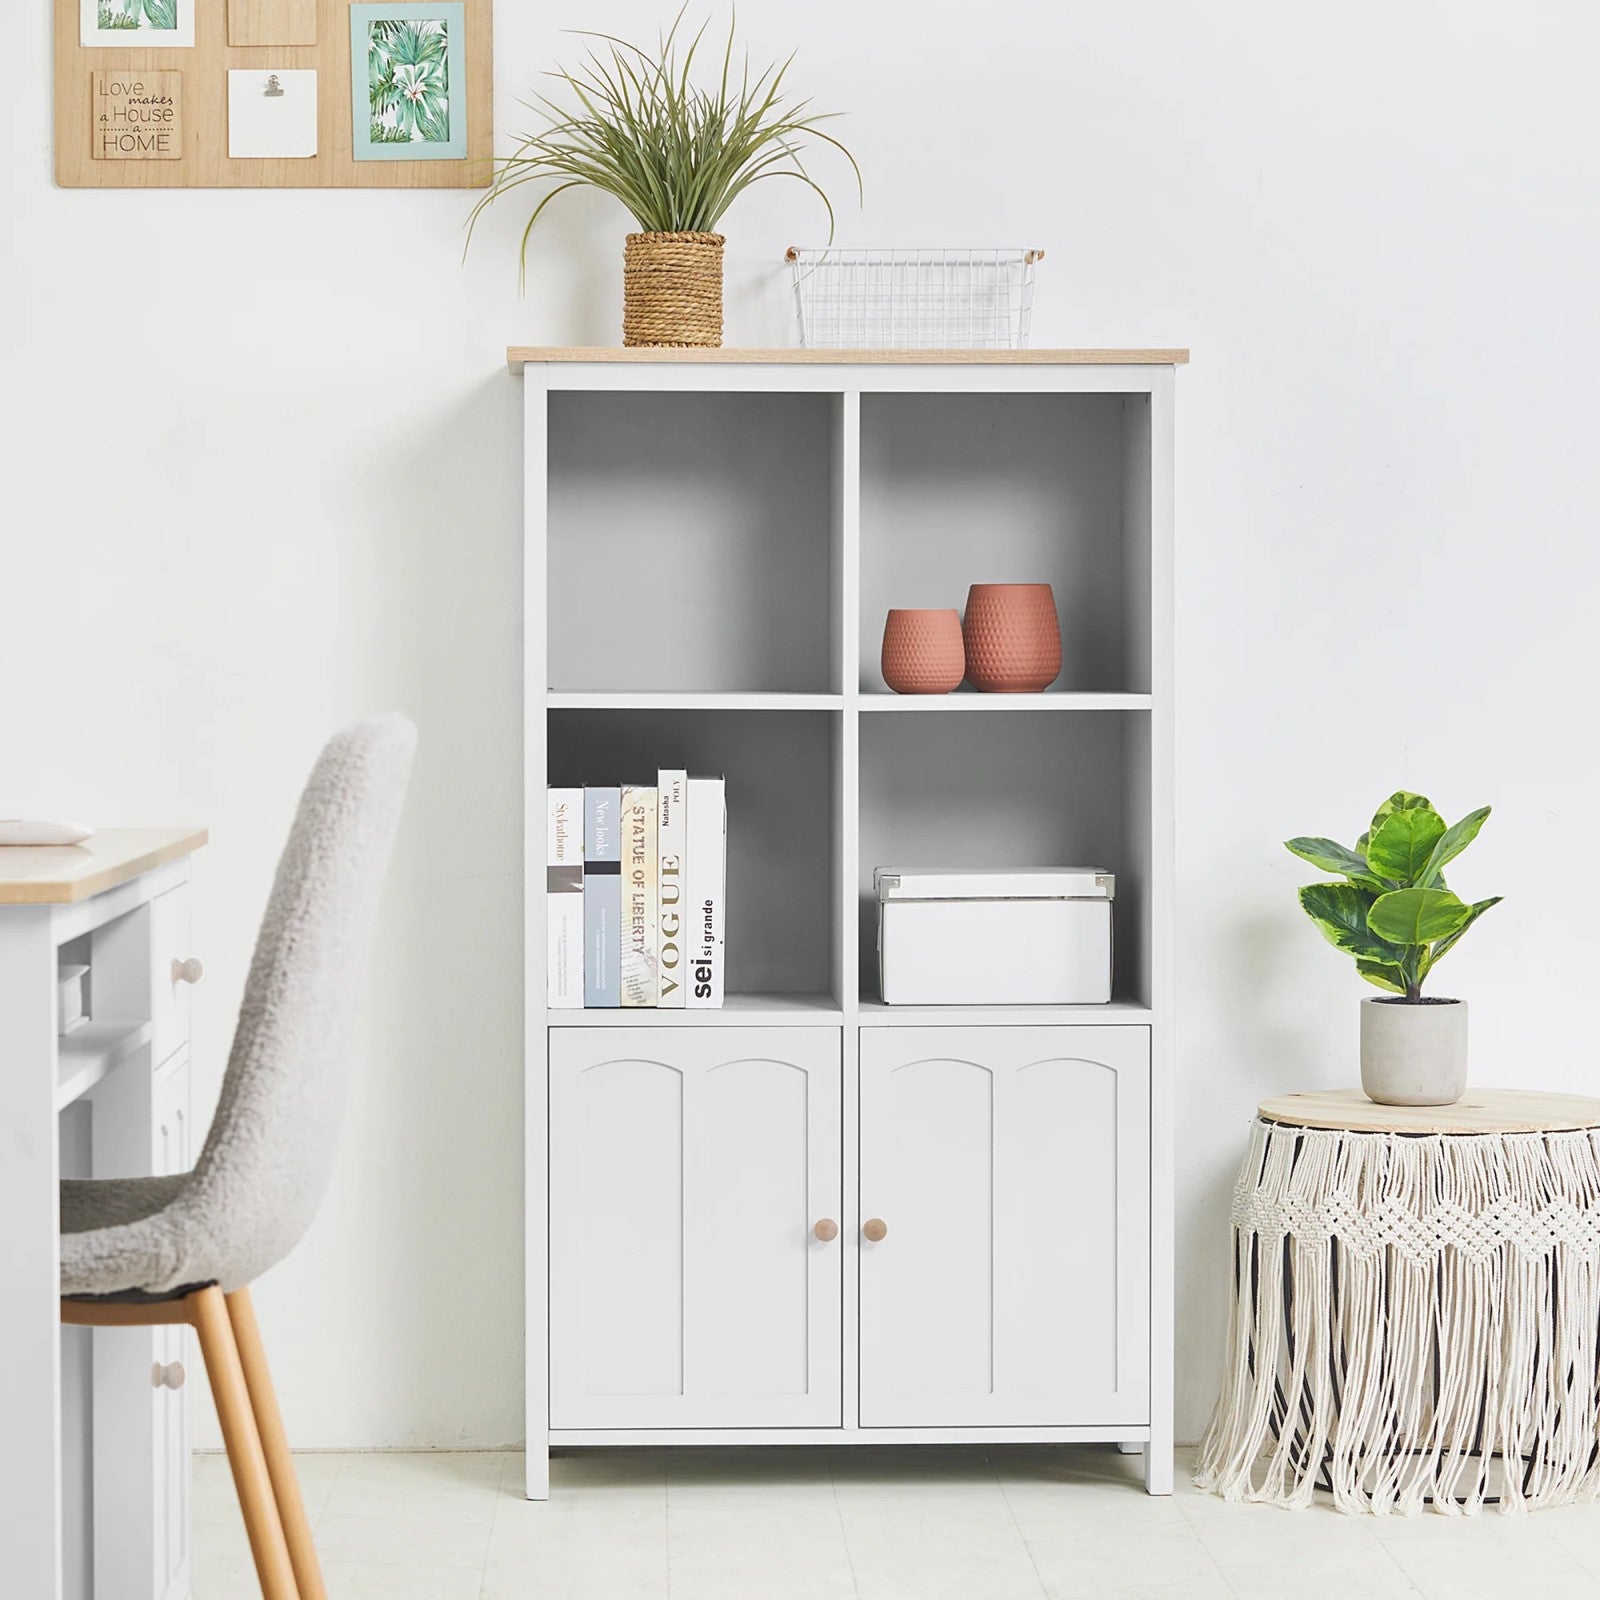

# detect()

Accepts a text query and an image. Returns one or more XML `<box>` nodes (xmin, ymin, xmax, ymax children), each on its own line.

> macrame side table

<box><xmin>1195</xmin><ymin>1088</ymin><xmax>1600</xmax><ymax>1516</ymax></box>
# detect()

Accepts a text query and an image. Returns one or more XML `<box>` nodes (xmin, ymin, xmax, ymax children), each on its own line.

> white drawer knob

<box><xmin>152</xmin><ymin>1361</ymin><xmax>186</xmax><ymax>1390</ymax></box>
<box><xmin>171</xmin><ymin>957</ymin><xmax>204</xmax><ymax>985</ymax></box>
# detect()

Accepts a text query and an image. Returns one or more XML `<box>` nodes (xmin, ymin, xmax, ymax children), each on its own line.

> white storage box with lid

<box><xmin>874</xmin><ymin>867</ymin><xmax>1115</xmax><ymax>1005</ymax></box>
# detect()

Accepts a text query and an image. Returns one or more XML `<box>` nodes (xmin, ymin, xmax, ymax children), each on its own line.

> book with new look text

<box><xmin>584</xmin><ymin>787</ymin><xmax>621</xmax><ymax>1007</ymax></box>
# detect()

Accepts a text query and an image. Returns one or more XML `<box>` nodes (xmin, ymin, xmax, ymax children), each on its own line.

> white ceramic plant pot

<box><xmin>1360</xmin><ymin>997</ymin><xmax>1468</xmax><ymax>1106</ymax></box>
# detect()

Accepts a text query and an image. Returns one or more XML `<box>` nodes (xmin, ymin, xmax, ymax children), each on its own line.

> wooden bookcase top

<box><xmin>508</xmin><ymin>346</ymin><xmax>1190</xmax><ymax>369</ymax></box>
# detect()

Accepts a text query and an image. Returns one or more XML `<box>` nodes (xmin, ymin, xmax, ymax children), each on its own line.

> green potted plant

<box><xmin>1286</xmin><ymin>792</ymin><xmax>1502</xmax><ymax>1105</ymax></box>
<box><xmin>469</xmin><ymin>12</ymin><xmax>860</xmax><ymax>349</ymax></box>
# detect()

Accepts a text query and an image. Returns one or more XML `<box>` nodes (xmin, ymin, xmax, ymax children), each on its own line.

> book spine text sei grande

<box><xmin>583</xmin><ymin>787</ymin><xmax>621</xmax><ymax>1008</ymax></box>
<box><xmin>656</xmin><ymin>770</ymin><xmax>688</xmax><ymax>1008</ymax></box>
<box><xmin>546</xmin><ymin>787</ymin><xmax>583</xmax><ymax>1008</ymax></box>
<box><xmin>686</xmin><ymin>776</ymin><xmax>726</xmax><ymax>1008</ymax></box>
<box><xmin>620</xmin><ymin>785</ymin><xmax>658</xmax><ymax>1006</ymax></box>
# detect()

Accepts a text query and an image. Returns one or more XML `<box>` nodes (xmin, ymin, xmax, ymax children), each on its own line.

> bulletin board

<box><xmin>55</xmin><ymin>0</ymin><xmax>491</xmax><ymax>187</ymax></box>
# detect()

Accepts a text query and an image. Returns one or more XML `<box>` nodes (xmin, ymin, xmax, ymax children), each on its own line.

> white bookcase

<box><xmin>515</xmin><ymin>346</ymin><xmax>1183</xmax><ymax>1500</ymax></box>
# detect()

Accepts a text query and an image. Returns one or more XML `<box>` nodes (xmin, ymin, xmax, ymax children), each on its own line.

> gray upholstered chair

<box><xmin>60</xmin><ymin>714</ymin><xmax>416</xmax><ymax>1600</ymax></box>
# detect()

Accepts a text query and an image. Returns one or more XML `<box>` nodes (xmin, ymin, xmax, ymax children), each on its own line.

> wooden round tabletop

<box><xmin>1257</xmin><ymin>1088</ymin><xmax>1600</xmax><ymax>1135</ymax></box>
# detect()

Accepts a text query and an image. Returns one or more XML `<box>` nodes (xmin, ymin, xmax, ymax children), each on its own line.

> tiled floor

<box><xmin>194</xmin><ymin>1445</ymin><xmax>1600</xmax><ymax>1599</ymax></box>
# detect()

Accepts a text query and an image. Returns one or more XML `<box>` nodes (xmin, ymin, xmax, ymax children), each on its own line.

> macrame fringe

<box><xmin>1194</xmin><ymin>1120</ymin><xmax>1600</xmax><ymax>1515</ymax></box>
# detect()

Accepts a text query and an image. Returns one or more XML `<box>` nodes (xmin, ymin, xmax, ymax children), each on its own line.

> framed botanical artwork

<box><xmin>350</xmin><ymin>2</ymin><xmax>467</xmax><ymax>161</ymax></box>
<box><xmin>81</xmin><ymin>0</ymin><xmax>194</xmax><ymax>47</ymax></box>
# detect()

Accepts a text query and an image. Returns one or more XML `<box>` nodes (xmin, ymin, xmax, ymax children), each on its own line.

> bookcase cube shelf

<box><xmin>859</xmin><ymin>392</ymin><xmax>1153</xmax><ymax>695</ymax></box>
<box><xmin>548</xmin><ymin>707</ymin><xmax>839</xmax><ymax>1000</ymax></box>
<box><xmin>517</xmin><ymin>347</ymin><xmax>1180</xmax><ymax>1501</ymax></box>
<box><xmin>858</xmin><ymin>708</ymin><xmax>1152</xmax><ymax>1007</ymax></box>
<box><xmin>547</xmin><ymin>390</ymin><xmax>840</xmax><ymax>695</ymax></box>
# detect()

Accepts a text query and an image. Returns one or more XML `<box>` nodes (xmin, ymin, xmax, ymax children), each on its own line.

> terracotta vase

<box><xmin>881</xmin><ymin>608</ymin><xmax>965</xmax><ymax>694</ymax></box>
<box><xmin>962</xmin><ymin>583</ymin><xmax>1062</xmax><ymax>692</ymax></box>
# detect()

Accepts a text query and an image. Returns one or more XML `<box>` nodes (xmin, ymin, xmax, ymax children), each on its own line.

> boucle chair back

<box><xmin>182</xmin><ymin>713</ymin><xmax>416</xmax><ymax>1290</ymax></box>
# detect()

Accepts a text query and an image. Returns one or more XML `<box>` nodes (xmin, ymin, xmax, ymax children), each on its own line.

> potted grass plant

<box><xmin>1287</xmin><ymin>792</ymin><xmax>1502</xmax><ymax>1106</ymax></box>
<box><xmin>469</xmin><ymin>11</ymin><xmax>860</xmax><ymax>348</ymax></box>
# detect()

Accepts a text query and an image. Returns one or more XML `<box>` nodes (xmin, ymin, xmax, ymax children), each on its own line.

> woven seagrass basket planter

<box><xmin>622</xmin><ymin>231</ymin><xmax>725</xmax><ymax>348</ymax></box>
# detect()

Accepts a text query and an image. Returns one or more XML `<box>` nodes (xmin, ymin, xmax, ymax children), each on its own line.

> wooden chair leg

<box><xmin>191</xmin><ymin>1286</ymin><xmax>300</xmax><ymax>1600</ymax></box>
<box><xmin>226</xmin><ymin>1286</ymin><xmax>328</xmax><ymax>1600</ymax></box>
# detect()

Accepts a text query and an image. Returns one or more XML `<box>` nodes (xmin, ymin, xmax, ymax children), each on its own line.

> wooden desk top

<box><xmin>0</xmin><ymin>828</ymin><xmax>208</xmax><ymax>905</ymax></box>
<box><xmin>507</xmin><ymin>346</ymin><xmax>1190</xmax><ymax>369</ymax></box>
<box><xmin>1258</xmin><ymin>1088</ymin><xmax>1600</xmax><ymax>1136</ymax></box>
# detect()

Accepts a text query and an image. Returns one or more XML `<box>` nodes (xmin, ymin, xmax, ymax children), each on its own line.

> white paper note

<box><xmin>228</xmin><ymin>70</ymin><xmax>317</xmax><ymax>158</ymax></box>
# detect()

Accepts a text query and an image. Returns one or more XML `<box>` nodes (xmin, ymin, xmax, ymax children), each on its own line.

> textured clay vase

<box><xmin>1360</xmin><ymin>997</ymin><xmax>1468</xmax><ymax>1106</ymax></box>
<box><xmin>962</xmin><ymin>583</ymin><xmax>1062</xmax><ymax>692</ymax></box>
<box><xmin>881</xmin><ymin>609</ymin><xmax>965</xmax><ymax>694</ymax></box>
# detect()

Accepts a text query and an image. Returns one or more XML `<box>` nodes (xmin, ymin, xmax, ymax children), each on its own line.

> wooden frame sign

<box><xmin>94</xmin><ymin>69</ymin><xmax>183</xmax><ymax>159</ymax></box>
<box><xmin>54</xmin><ymin>0</ymin><xmax>491</xmax><ymax>187</ymax></box>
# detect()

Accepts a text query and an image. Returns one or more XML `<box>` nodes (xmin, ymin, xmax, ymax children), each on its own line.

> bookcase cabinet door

<box><xmin>858</xmin><ymin>1026</ymin><xmax>1150</xmax><ymax>1428</ymax></box>
<box><xmin>549</xmin><ymin>1027</ymin><xmax>843</xmax><ymax>1429</ymax></box>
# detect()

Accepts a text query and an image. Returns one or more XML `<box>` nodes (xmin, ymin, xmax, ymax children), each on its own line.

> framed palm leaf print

<box><xmin>81</xmin><ymin>0</ymin><xmax>194</xmax><ymax>48</ymax></box>
<box><xmin>350</xmin><ymin>2</ymin><xmax>467</xmax><ymax>161</ymax></box>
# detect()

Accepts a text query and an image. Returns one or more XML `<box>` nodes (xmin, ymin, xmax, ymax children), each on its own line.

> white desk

<box><xmin>0</xmin><ymin>829</ymin><xmax>207</xmax><ymax>1600</ymax></box>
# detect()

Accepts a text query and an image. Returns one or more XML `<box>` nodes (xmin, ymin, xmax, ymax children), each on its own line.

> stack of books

<box><xmin>546</xmin><ymin>773</ymin><xmax>726</xmax><ymax>1009</ymax></box>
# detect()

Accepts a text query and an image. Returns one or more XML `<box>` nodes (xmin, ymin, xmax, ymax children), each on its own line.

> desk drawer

<box><xmin>149</xmin><ymin>886</ymin><xmax>196</xmax><ymax>1065</ymax></box>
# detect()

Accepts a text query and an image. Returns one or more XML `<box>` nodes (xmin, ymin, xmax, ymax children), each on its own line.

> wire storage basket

<box><xmin>785</xmin><ymin>247</ymin><xmax>1043</xmax><ymax>350</ymax></box>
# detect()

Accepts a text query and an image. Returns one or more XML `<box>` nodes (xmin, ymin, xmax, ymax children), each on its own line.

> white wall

<box><xmin>6</xmin><ymin>0</ymin><xmax>1599</xmax><ymax>1451</ymax></box>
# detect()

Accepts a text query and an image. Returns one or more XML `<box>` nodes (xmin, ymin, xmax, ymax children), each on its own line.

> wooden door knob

<box><xmin>862</xmin><ymin>1218</ymin><xmax>888</xmax><ymax>1242</ymax></box>
<box><xmin>171</xmin><ymin>957</ymin><xmax>204</xmax><ymax>985</ymax></box>
<box><xmin>152</xmin><ymin>1361</ymin><xmax>186</xmax><ymax>1390</ymax></box>
<box><xmin>812</xmin><ymin>1218</ymin><xmax>839</xmax><ymax>1242</ymax></box>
